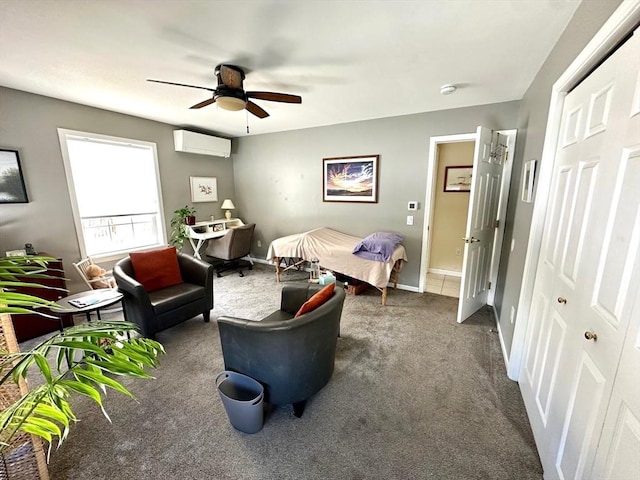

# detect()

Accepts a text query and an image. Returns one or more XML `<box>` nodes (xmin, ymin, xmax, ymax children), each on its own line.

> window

<box><xmin>58</xmin><ymin>129</ymin><xmax>166</xmax><ymax>259</ymax></box>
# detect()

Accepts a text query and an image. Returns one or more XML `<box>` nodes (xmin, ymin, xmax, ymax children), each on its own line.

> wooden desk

<box><xmin>186</xmin><ymin>218</ymin><xmax>244</xmax><ymax>259</ymax></box>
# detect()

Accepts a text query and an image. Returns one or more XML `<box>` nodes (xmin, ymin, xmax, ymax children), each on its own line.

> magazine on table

<box><xmin>68</xmin><ymin>289</ymin><xmax>120</xmax><ymax>308</ymax></box>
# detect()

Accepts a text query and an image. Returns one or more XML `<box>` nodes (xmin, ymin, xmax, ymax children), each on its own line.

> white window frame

<box><xmin>58</xmin><ymin>128</ymin><xmax>167</xmax><ymax>262</ymax></box>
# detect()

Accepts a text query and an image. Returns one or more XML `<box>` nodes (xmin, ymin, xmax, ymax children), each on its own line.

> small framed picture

<box><xmin>0</xmin><ymin>149</ymin><xmax>29</xmax><ymax>203</ymax></box>
<box><xmin>444</xmin><ymin>166</ymin><xmax>473</xmax><ymax>192</ymax></box>
<box><xmin>5</xmin><ymin>249</ymin><xmax>27</xmax><ymax>257</ymax></box>
<box><xmin>190</xmin><ymin>176</ymin><xmax>218</xmax><ymax>203</ymax></box>
<box><xmin>521</xmin><ymin>160</ymin><xmax>537</xmax><ymax>203</ymax></box>
<box><xmin>213</xmin><ymin>223</ymin><xmax>224</xmax><ymax>232</ymax></box>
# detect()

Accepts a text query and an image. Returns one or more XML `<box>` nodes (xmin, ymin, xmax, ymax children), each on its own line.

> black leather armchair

<box><xmin>114</xmin><ymin>253</ymin><xmax>214</xmax><ymax>338</ymax></box>
<box><xmin>205</xmin><ymin>223</ymin><xmax>255</xmax><ymax>277</ymax></box>
<box><xmin>217</xmin><ymin>284</ymin><xmax>345</xmax><ymax>417</ymax></box>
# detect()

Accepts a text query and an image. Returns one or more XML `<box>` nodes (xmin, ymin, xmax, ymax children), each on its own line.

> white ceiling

<box><xmin>0</xmin><ymin>0</ymin><xmax>581</xmax><ymax>138</ymax></box>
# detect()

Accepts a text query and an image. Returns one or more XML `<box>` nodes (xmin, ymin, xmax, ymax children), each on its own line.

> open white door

<box><xmin>457</xmin><ymin>126</ymin><xmax>504</xmax><ymax>323</ymax></box>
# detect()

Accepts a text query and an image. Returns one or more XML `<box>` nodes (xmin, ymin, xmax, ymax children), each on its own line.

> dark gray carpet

<box><xmin>24</xmin><ymin>264</ymin><xmax>542</xmax><ymax>479</ymax></box>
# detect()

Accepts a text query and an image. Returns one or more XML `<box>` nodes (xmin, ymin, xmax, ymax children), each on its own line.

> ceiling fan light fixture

<box><xmin>440</xmin><ymin>84</ymin><xmax>457</xmax><ymax>95</ymax></box>
<box><xmin>215</xmin><ymin>96</ymin><xmax>246</xmax><ymax>111</ymax></box>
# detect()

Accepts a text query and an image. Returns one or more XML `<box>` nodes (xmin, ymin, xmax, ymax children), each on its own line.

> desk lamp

<box><xmin>221</xmin><ymin>199</ymin><xmax>235</xmax><ymax>220</ymax></box>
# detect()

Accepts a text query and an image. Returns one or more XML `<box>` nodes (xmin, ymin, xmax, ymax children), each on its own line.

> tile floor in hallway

<box><xmin>426</xmin><ymin>272</ymin><xmax>461</xmax><ymax>298</ymax></box>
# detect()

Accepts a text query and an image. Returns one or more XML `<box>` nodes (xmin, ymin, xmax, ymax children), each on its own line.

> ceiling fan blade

<box><xmin>147</xmin><ymin>79</ymin><xmax>215</xmax><ymax>92</ymax></box>
<box><xmin>189</xmin><ymin>97</ymin><xmax>216</xmax><ymax>109</ymax></box>
<box><xmin>246</xmin><ymin>101</ymin><xmax>270</xmax><ymax>118</ymax></box>
<box><xmin>246</xmin><ymin>91</ymin><xmax>302</xmax><ymax>103</ymax></box>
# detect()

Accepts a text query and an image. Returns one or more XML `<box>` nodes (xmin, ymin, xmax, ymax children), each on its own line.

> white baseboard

<box><xmin>395</xmin><ymin>283</ymin><xmax>420</xmax><ymax>293</ymax></box>
<box><xmin>251</xmin><ymin>257</ymin><xmax>271</xmax><ymax>266</ymax></box>
<box><xmin>428</xmin><ymin>268</ymin><xmax>462</xmax><ymax>277</ymax></box>
<box><xmin>492</xmin><ymin>305</ymin><xmax>512</xmax><ymax>378</ymax></box>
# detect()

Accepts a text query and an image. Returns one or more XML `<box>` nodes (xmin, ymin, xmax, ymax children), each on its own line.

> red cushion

<box><xmin>129</xmin><ymin>246</ymin><xmax>183</xmax><ymax>292</ymax></box>
<box><xmin>295</xmin><ymin>283</ymin><xmax>335</xmax><ymax>318</ymax></box>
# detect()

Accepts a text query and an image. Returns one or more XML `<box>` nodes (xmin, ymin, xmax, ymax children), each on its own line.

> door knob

<box><xmin>557</xmin><ymin>297</ymin><xmax>567</xmax><ymax>304</ymax></box>
<box><xmin>584</xmin><ymin>331</ymin><xmax>598</xmax><ymax>341</ymax></box>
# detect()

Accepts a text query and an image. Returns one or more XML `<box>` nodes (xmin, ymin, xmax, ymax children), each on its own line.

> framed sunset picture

<box><xmin>323</xmin><ymin>155</ymin><xmax>379</xmax><ymax>203</ymax></box>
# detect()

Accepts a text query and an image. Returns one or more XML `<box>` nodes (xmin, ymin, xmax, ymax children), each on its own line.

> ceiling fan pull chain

<box><xmin>246</xmin><ymin>110</ymin><xmax>250</xmax><ymax>134</ymax></box>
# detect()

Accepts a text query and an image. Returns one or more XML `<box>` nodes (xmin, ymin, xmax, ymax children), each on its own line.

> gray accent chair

<box><xmin>217</xmin><ymin>283</ymin><xmax>345</xmax><ymax>417</ymax></box>
<box><xmin>113</xmin><ymin>253</ymin><xmax>214</xmax><ymax>339</ymax></box>
<box><xmin>205</xmin><ymin>223</ymin><xmax>256</xmax><ymax>277</ymax></box>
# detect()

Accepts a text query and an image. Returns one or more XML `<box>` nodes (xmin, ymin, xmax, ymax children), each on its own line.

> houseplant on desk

<box><xmin>0</xmin><ymin>255</ymin><xmax>164</xmax><ymax>478</ymax></box>
<box><xmin>169</xmin><ymin>205</ymin><xmax>197</xmax><ymax>250</ymax></box>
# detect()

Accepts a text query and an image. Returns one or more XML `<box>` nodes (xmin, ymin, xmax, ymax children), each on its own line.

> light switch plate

<box><xmin>406</xmin><ymin>215</ymin><xmax>414</xmax><ymax>226</ymax></box>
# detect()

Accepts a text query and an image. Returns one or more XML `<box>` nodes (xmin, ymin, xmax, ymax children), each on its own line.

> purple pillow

<box><xmin>352</xmin><ymin>232</ymin><xmax>404</xmax><ymax>262</ymax></box>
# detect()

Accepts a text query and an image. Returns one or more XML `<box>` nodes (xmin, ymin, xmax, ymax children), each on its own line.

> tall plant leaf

<box><xmin>1</xmin><ymin>255</ymin><xmax>164</xmax><ymax>454</ymax></box>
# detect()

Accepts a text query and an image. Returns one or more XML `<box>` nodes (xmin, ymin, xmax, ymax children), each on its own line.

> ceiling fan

<box><xmin>147</xmin><ymin>64</ymin><xmax>302</xmax><ymax>118</ymax></box>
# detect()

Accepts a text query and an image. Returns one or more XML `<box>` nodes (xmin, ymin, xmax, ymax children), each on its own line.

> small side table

<box><xmin>51</xmin><ymin>290</ymin><xmax>124</xmax><ymax>331</ymax></box>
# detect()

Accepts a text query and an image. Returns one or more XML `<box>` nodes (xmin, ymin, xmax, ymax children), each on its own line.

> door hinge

<box><xmin>495</xmin><ymin>219</ymin><xmax>499</xmax><ymax>228</ymax></box>
<box><xmin>489</xmin><ymin>281</ymin><xmax>492</xmax><ymax>289</ymax></box>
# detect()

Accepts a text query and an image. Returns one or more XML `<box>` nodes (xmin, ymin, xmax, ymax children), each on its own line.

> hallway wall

<box><xmin>429</xmin><ymin>142</ymin><xmax>474</xmax><ymax>273</ymax></box>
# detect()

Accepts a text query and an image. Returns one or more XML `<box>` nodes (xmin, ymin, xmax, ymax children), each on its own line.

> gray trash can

<box><xmin>215</xmin><ymin>371</ymin><xmax>264</xmax><ymax>434</ymax></box>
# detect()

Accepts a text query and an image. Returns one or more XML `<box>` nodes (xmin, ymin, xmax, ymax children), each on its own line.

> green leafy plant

<box><xmin>0</xmin><ymin>256</ymin><xmax>62</xmax><ymax>317</ymax></box>
<box><xmin>0</xmin><ymin>256</ymin><xmax>164</xmax><ymax>457</ymax></box>
<box><xmin>169</xmin><ymin>205</ymin><xmax>197</xmax><ymax>250</ymax></box>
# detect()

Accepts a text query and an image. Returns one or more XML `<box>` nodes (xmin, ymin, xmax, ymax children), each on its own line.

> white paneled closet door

<box><xmin>519</xmin><ymin>29</ymin><xmax>640</xmax><ymax>480</ymax></box>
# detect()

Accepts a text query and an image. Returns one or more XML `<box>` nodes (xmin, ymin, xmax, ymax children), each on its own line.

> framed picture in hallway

<box><xmin>444</xmin><ymin>166</ymin><xmax>472</xmax><ymax>192</ymax></box>
<box><xmin>323</xmin><ymin>155</ymin><xmax>379</xmax><ymax>203</ymax></box>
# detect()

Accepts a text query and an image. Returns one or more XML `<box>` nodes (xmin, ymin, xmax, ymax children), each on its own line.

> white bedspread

<box><xmin>266</xmin><ymin>227</ymin><xmax>408</xmax><ymax>288</ymax></box>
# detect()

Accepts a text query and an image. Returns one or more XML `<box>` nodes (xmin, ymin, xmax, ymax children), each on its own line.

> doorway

<box><xmin>419</xmin><ymin>129</ymin><xmax>516</xmax><ymax>322</ymax></box>
<box><xmin>425</xmin><ymin>141</ymin><xmax>475</xmax><ymax>298</ymax></box>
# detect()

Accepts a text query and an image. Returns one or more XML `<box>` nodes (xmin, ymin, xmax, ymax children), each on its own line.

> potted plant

<box><xmin>169</xmin><ymin>205</ymin><xmax>197</xmax><ymax>250</ymax></box>
<box><xmin>0</xmin><ymin>255</ymin><xmax>163</xmax><ymax>474</ymax></box>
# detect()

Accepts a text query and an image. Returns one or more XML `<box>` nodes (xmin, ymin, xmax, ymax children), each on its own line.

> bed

<box><xmin>266</xmin><ymin>227</ymin><xmax>408</xmax><ymax>305</ymax></box>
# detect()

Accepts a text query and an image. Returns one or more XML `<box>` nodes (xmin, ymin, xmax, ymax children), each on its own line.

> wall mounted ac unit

<box><xmin>173</xmin><ymin>130</ymin><xmax>231</xmax><ymax>158</ymax></box>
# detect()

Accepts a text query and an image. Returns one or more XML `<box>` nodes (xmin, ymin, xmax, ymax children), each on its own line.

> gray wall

<box><xmin>232</xmin><ymin>101</ymin><xmax>519</xmax><ymax>288</ymax></box>
<box><xmin>493</xmin><ymin>0</ymin><xmax>623</xmax><ymax>356</ymax></box>
<box><xmin>0</xmin><ymin>87</ymin><xmax>235</xmax><ymax>293</ymax></box>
